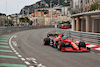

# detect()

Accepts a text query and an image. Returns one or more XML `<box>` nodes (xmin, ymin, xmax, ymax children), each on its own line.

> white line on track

<box><xmin>13</xmin><ymin>35</ymin><xmax>17</xmax><ymax>38</ymax></box>
<box><xmin>31</xmin><ymin>58</ymin><xmax>36</xmax><ymax>61</ymax></box>
<box><xmin>21</xmin><ymin>58</ymin><xmax>26</xmax><ymax>61</ymax></box>
<box><xmin>18</xmin><ymin>55</ymin><xmax>22</xmax><ymax>57</ymax></box>
<box><xmin>9</xmin><ymin>35</ymin><xmax>16</xmax><ymax>50</ymax></box>
<box><xmin>32</xmin><ymin>61</ymin><xmax>37</xmax><ymax>64</ymax></box>
<box><xmin>13</xmin><ymin>50</ymin><xmax>17</xmax><ymax>52</ymax></box>
<box><xmin>26</xmin><ymin>58</ymin><xmax>37</xmax><ymax>64</ymax></box>
<box><xmin>26</xmin><ymin>58</ymin><xmax>31</xmax><ymax>61</ymax></box>
<box><xmin>26</xmin><ymin>58</ymin><xmax>36</xmax><ymax>61</ymax></box>
<box><xmin>38</xmin><ymin>64</ymin><xmax>46</xmax><ymax>67</ymax></box>
<box><xmin>12</xmin><ymin>41</ymin><xmax>17</xmax><ymax>46</ymax></box>
<box><xmin>12</xmin><ymin>48</ymin><xmax>15</xmax><ymax>50</ymax></box>
<box><xmin>29</xmin><ymin>66</ymin><xmax>34</xmax><ymax>67</ymax></box>
<box><xmin>15</xmin><ymin>52</ymin><xmax>19</xmax><ymax>55</ymax></box>
<box><xmin>25</xmin><ymin>61</ymin><xmax>30</xmax><ymax>65</ymax></box>
<box><xmin>38</xmin><ymin>64</ymin><xmax>42</xmax><ymax>67</ymax></box>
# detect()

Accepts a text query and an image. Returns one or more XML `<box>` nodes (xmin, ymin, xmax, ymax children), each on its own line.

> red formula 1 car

<box><xmin>43</xmin><ymin>34</ymin><xmax>90</xmax><ymax>52</ymax></box>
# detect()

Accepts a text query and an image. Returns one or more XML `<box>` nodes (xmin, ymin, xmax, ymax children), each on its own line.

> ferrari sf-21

<box><xmin>43</xmin><ymin>34</ymin><xmax>90</xmax><ymax>52</ymax></box>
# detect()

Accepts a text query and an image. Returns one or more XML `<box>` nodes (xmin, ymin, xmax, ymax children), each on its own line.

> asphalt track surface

<box><xmin>11</xmin><ymin>28</ymin><xmax>100</xmax><ymax>67</ymax></box>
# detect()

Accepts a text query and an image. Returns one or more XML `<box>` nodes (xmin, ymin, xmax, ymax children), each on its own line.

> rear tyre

<box><xmin>58</xmin><ymin>41</ymin><xmax>65</xmax><ymax>50</ymax></box>
<box><xmin>44</xmin><ymin>38</ymin><xmax>50</xmax><ymax>45</ymax></box>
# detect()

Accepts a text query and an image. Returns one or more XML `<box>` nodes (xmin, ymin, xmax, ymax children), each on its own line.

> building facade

<box><xmin>0</xmin><ymin>13</ymin><xmax>6</xmax><ymax>26</ymax></box>
<box><xmin>73</xmin><ymin>0</ymin><xmax>93</xmax><ymax>10</ymax></box>
<box><xmin>71</xmin><ymin>11</ymin><xmax>100</xmax><ymax>33</ymax></box>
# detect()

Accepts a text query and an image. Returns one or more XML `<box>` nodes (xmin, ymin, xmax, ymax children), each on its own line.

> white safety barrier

<box><xmin>0</xmin><ymin>25</ymin><xmax>55</xmax><ymax>35</ymax></box>
<box><xmin>57</xmin><ymin>29</ymin><xmax>100</xmax><ymax>46</ymax></box>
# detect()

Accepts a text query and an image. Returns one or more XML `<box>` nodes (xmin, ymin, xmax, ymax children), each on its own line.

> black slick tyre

<box><xmin>58</xmin><ymin>41</ymin><xmax>65</xmax><ymax>50</ymax></box>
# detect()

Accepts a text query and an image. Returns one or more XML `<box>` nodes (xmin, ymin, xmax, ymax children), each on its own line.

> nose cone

<box><xmin>71</xmin><ymin>42</ymin><xmax>79</xmax><ymax>50</ymax></box>
<box><xmin>74</xmin><ymin>46</ymin><xmax>79</xmax><ymax>50</ymax></box>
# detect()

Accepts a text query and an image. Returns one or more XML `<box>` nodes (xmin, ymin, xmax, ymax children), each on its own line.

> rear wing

<box><xmin>47</xmin><ymin>34</ymin><xmax>64</xmax><ymax>38</ymax></box>
<box><xmin>47</xmin><ymin>34</ymin><xmax>57</xmax><ymax>37</ymax></box>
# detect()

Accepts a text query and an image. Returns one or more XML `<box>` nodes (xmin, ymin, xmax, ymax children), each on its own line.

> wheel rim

<box><xmin>50</xmin><ymin>40</ymin><xmax>53</xmax><ymax>46</ymax></box>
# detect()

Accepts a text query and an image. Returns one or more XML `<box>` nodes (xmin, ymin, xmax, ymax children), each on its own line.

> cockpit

<box><xmin>62</xmin><ymin>36</ymin><xmax>68</xmax><ymax>40</ymax></box>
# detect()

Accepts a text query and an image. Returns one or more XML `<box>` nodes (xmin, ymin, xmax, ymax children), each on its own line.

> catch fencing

<box><xmin>0</xmin><ymin>25</ymin><xmax>54</xmax><ymax>35</ymax></box>
<box><xmin>57</xmin><ymin>29</ymin><xmax>100</xmax><ymax>46</ymax></box>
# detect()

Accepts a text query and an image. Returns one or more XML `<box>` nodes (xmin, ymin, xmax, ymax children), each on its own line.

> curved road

<box><xmin>11</xmin><ymin>28</ymin><xmax>100</xmax><ymax>67</ymax></box>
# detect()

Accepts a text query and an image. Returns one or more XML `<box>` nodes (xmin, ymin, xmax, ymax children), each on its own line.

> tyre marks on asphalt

<box><xmin>0</xmin><ymin>35</ymin><xmax>28</xmax><ymax>67</ymax></box>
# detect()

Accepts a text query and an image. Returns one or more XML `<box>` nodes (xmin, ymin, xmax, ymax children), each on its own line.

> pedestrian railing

<box><xmin>57</xmin><ymin>29</ymin><xmax>100</xmax><ymax>46</ymax></box>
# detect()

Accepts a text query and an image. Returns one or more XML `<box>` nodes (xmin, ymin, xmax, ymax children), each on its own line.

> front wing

<box><xmin>61</xmin><ymin>47</ymin><xmax>90</xmax><ymax>52</ymax></box>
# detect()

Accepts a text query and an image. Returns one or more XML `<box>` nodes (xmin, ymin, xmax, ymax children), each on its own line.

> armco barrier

<box><xmin>0</xmin><ymin>25</ymin><xmax>54</xmax><ymax>35</ymax></box>
<box><xmin>57</xmin><ymin>29</ymin><xmax>100</xmax><ymax>46</ymax></box>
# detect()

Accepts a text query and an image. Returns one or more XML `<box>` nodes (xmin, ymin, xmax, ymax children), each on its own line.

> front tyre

<box><xmin>58</xmin><ymin>41</ymin><xmax>65</xmax><ymax>50</ymax></box>
<box><xmin>78</xmin><ymin>41</ymin><xmax>86</xmax><ymax>50</ymax></box>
